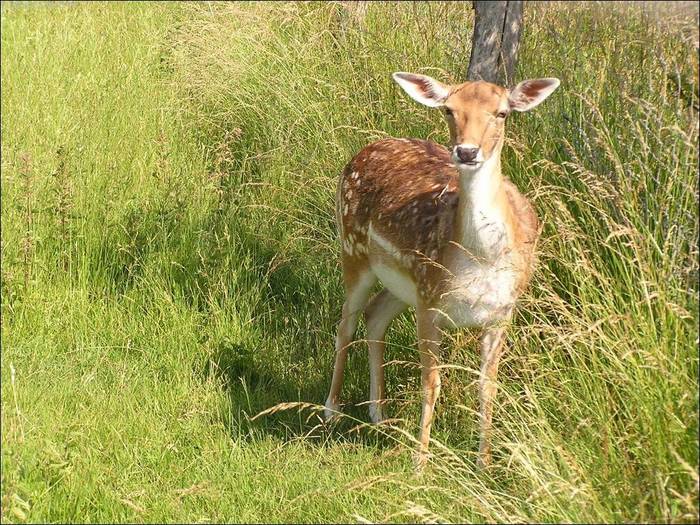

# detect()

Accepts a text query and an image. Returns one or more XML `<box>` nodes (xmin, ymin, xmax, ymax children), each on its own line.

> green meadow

<box><xmin>1</xmin><ymin>1</ymin><xmax>698</xmax><ymax>522</ymax></box>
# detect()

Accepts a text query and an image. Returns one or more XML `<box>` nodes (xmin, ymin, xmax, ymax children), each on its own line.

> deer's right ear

<box><xmin>392</xmin><ymin>72</ymin><xmax>449</xmax><ymax>108</ymax></box>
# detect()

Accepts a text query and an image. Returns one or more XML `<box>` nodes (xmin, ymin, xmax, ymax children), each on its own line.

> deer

<box><xmin>323</xmin><ymin>71</ymin><xmax>560</xmax><ymax>469</ymax></box>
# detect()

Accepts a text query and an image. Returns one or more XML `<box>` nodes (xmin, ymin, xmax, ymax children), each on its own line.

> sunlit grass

<box><xmin>2</xmin><ymin>1</ymin><xmax>698</xmax><ymax>522</ymax></box>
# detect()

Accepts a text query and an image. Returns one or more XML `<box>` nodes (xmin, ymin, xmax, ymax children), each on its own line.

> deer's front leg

<box><xmin>477</xmin><ymin>326</ymin><xmax>506</xmax><ymax>468</ymax></box>
<box><xmin>415</xmin><ymin>306</ymin><xmax>442</xmax><ymax>471</ymax></box>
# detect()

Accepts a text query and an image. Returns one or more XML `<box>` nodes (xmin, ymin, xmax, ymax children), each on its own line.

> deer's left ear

<box><xmin>508</xmin><ymin>78</ymin><xmax>560</xmax><ymax>112</ymax></box>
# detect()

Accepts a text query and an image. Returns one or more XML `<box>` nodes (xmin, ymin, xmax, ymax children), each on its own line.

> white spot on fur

<box><xmin>343</xmin><ymin>239</ymin><xmax>354</xmax><ymax>255</ymax></box>
<box><xmin>369</xmin><ymin>224</ymin><xmax>397</xmax><ymax>254</ymax></box>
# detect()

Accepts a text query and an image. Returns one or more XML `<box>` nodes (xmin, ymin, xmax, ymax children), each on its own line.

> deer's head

<box><xmin>393</xmin><ymin>72</ymin><xmax>560</xmax><ymax>171</ymax></box>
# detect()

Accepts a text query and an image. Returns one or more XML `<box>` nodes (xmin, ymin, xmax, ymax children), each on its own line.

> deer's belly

<box><xmin>370</xmin><ymin>262</ymin><xmax>418</xmax><ymax>306</ymax></box>
<box><xmin>366</xmin><ymin>225</ymin><xmax>518</xmax><ymax>326</ymax></box>
<box><xmin>367</xmin><ymin>226</ymin><xmax>418</xmax><ymax>306</ymax></box>
<box><xmin>440</xmin><ymin>263</ymin><xmax>517</xmax><ymax>328</ymax></box>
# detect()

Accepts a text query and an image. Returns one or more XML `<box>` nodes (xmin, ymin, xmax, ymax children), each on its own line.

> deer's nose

<box><xmin>454</xmin><ymin>145</ymin><xmax>480</xmax><ymax>164</ymax></box>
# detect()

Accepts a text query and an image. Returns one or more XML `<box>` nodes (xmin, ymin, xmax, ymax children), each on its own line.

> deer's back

<box><xmin>337</xmin><ymin>138</ymin><xmax>459</xmax><ymax>262</ymax></box>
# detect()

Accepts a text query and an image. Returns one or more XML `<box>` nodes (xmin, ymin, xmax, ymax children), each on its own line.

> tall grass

<box><xmin>2</xmin><ymin>1</ymin><xmax>698</xmax><ymax>522</ymax></box>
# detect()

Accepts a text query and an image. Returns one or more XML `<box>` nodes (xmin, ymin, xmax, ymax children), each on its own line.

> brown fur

<box><xmin>338</xmin><ymin>137</ymin><xmax>539</xmax><ymax>304</ymax></box>
<box><xmin>445</xmin><ymin>82</ymin><xmax>510</xmax><ymax>159</ymax></box>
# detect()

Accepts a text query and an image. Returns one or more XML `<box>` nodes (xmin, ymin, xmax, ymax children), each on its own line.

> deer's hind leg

<box><xmin>324</xmin><ymin>260</ymin><xmax>376</xmax><ymax>421</ymax></box>
<box><xmin>364</xmin><ymin>289</ymin><xmax>407</xmax><ymax>423</ymax></box>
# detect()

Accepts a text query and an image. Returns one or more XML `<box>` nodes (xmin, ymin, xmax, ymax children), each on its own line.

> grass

<box><xmin>1</xmin><ymin>1</ymin><xmax>698</xmax><ymax>522</ymax></box>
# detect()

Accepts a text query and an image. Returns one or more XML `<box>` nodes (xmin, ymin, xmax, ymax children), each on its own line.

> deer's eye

<box><xmin>444</xmin><ymin>108</ymin><xmax>454</xmax><ymax>117</ymax></box>
<box><xmin>496</xmin><ymin>111</ymin><xmax>508</xmax><ymax>119</ymax></box>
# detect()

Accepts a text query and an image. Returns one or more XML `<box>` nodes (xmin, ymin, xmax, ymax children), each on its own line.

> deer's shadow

<box><xmin>200</xmin><ymin>299</ymin><xmax>424</xmax><ymax>450</ymax></box>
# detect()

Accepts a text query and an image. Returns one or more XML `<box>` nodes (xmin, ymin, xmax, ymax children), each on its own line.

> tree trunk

<box><xmin>467</xmin><ymin>1</ymin><xmax>523</xmax><ymax>87</ymax></box>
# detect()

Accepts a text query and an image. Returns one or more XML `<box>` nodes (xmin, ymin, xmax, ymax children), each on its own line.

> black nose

<box><xmin>454</xmin><ymin>146</ymin><xmax>479</xmax><ymax>163</ymax></box>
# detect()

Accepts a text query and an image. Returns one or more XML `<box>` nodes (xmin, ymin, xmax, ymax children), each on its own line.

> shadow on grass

<box><xmin>202</xmin><ymin>316</ymin><xmax>419</xmax><ymax>451</ymax></box>
<box><xmin>86</xmin><ymin>121</ymin><xmax>421</xmax><ymax>450</ymax></box>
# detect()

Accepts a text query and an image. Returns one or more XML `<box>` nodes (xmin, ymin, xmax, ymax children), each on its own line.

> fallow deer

<box><xmin>324</xmin><ymin>71</ymin><xmax>560</xmax><ymax>469</ymax></box>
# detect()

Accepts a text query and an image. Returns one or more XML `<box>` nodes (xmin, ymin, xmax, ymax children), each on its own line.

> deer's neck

<box><xmin>453</xmin><ymin>154</ymin><xmax>509</xmax><ymax>261</ymax></box>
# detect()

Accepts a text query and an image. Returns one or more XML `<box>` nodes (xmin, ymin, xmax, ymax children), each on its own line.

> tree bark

<box><xmin>467</xmin><ymin>1</ymin><xmax>523</xmax><ymax>87</ymax></box>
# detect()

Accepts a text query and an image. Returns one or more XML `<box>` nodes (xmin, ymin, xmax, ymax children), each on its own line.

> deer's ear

<box><xmin>508</xmin><ymin>78</ymin><xmax>560</xmax><ymax>112</ymax></box>
<box><xmin>392</xmin><ymin>72</ymin><xmax>449</xmax><ymax>108</ymax></box>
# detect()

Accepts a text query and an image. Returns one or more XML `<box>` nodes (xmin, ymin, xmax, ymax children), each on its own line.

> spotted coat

<box><xmin>337</xmin><ymin>137</ymin><xmax>539</xmax><ymax>309</ymax></box>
